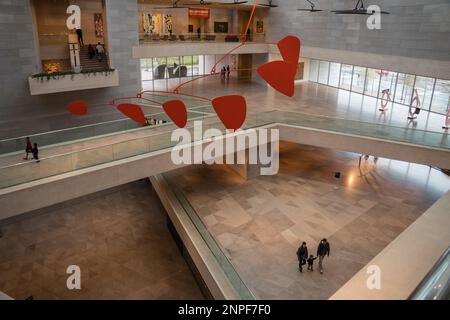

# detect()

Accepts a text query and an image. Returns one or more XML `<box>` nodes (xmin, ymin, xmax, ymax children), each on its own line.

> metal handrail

<box><xmin>408</xmin><ymin>247</ymin><xmax>450</xmax><ymax>300</ymax></box>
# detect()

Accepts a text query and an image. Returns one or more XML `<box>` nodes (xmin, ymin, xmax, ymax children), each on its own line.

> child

<box><xmin>307</xmin><ymin>255</ymin><xmax>317</xmax><ymax>271</ymax></box>
<box><xmin>32</xmin><ymin>143</ymin><xmax>40</xmax><ymax>163</ymax></box>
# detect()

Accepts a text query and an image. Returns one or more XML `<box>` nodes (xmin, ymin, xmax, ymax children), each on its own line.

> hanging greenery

<box><xmin>31</xmin><ymin>68</ymin><xmax>115</xmax><ymax>81</ymax></box>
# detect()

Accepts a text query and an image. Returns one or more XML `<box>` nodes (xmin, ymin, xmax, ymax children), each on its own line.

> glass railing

<box><xmin>0</xmin><ymin>107</ymin><xmax>211</xmax><ymax>155</ymax></box>
<box><xmin>162</xmin><ymin>173</ymin><xmax>255</xmax><ymax>300</ymax></box>
<box><xmin>409</xmin><ymin>247</ymin><xmax>450</xmax><ymax>300</ymax></box>
<box><xmin>0</xmin><ymin>110</ymin><xmax>448</xmax><ymax>189</ymax></box>
<box><xmin>139</xmin><ymin>33</ymin><xmax>266</xmax><ymax>45</ymax></box>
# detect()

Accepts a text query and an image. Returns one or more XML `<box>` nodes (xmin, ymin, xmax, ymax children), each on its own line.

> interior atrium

<box><xmin>0</xmin><ymin>0</ymin><xmax>449</xmax><ymax>302</ymax></box>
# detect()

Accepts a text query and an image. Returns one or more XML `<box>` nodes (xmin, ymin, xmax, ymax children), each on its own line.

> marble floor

<box><xmin>167</xmin><ymin>142</ymin><xmax>450</xmax><ymax>299</ymax></box>
<box><xmin>0</xmin><ymin>180</ymin><xmax>204</xmax><ymax>300</ymax></box>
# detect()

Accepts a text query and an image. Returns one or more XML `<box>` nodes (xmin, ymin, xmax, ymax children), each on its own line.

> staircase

<box><xmin>79</xmin><ymin>45</ymin><xmax>109</xmax><ymax>71</ymax></box>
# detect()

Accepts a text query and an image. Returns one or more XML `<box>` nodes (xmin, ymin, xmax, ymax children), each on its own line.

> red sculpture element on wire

<box><xmin>278</xmin><ymin>35</ymin><xmax>301</xmax><ymax>64</ymax></box>
<box><xmin>68</xmin><ymin>0</ymin><xmax>300</xmax><ymax>130</ymax></box>
<box><xmin>163</xmin><ymin>100</ymin><xmax>188</xmax><ymax>128</ymax></box>
<box><xmin>257</xmin><ymin>36</ymin><xmax>301</xmax><ymax>97</ymax></box>
<box><xmin>117</xmin><ymin>103</ymin><xmax>146</xmax><ymax>125</ymax></box>
<box><xmin>212</xmin><ymin>95</ymin><xmax>247</xmax><ymax>131</ymax></box>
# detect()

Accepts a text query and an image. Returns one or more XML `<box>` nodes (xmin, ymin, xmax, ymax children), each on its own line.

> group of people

<box><xmin>76</xmin><ymin>27</ymin><xmax>105</xmax><ymax>62</ymax></box>
<box><xmin>220</xmin><ymin>65</ymin><xmax>231</xmax><ymax>81</ymax></box>
<box><xmin>88</xmin><ymin>43</ymin><xmax>105</xmax><ymax>62</ymax></box>
<box><xmin>24</xmin><ymin>137</ymin><xmax>39</xmax><ymax>162</ymax></box>
<box><xmin>296</xmin><ymin>239</ymin><xmax>330</xmax><ymax>274</ymax></box>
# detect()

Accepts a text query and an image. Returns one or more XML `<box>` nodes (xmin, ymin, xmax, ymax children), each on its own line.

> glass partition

<box><xmin>364</xmin><ymin>68</ymin><xmax>381</xmax><ymax>98</ymax></box>
<box><xmin>414</xmin><ymin>76</ymin><xmax>435</xmax><ymax>110</ymax></box>
<box><xmin>340</xmin><ymin>64</ymin><xmax>353</xmax><ymax>91</ymax></box>
<box><xmin>328</xmin><ymin>62</ymin><xmax>341</xmax><ymax>87</ymax></box>
<box><xmin>379</xmin><ymin>70</ymin><xmax>397</xmax><ymax>99</ymax></box>
<box><xmin>1</xmin><ymin>110</ymin><xmax>448</xmax><ymax>189</ymax></box>
<box><xmin>309</xmin><ymin>60</ymin><xmax>319</xmax><ymax>82</ymax></box>
<box><xmin>351</xmin><ymin>66</ymin><xmax>367</xmax><ymax>94</ymax></box>
<box><xmin>307</xmin><ymin>59</ymin><xmax>449</xmax><ymax>115</ymax></box>
<box><xmin>394</xmin><ymin>73</ymin><xmax>415</xmax><ymax>105</ymax></box>
<box><xmin>431</xmin><ymin>79</ymin><xmax>450</xmax><ymax>114</ymax></box>
<box><xmin>318</xmin><ymin>61</ymin><xmax>330</xmax><ymax>85</ymax></box>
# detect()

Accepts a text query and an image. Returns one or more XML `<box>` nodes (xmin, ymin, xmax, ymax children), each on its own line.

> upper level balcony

<box><xmin>134</xmin><ymin>32</ymin><xmax>270</xmax><ymax>59</ymax></box>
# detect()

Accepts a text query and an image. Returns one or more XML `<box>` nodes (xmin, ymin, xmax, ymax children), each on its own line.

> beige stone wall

<box><xmin>33</xmin><ymin>0</ymin><xmax>105</xmax><ymax>48</ymax></box>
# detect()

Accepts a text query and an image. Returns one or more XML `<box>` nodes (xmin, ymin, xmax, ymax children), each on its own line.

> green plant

<box><xmin>31</xmin><ymin>68</ymin><xmax>115</xmax><ymax>81</ymax></box>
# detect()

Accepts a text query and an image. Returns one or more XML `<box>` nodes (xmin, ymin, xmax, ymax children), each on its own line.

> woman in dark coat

<box><xmin>296</xmin><ymin>242</ymin><xmax>308</xmax><ymax>272</ymax></box>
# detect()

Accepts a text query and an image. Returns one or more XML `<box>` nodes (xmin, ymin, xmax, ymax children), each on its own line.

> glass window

<box><xmin>414</xmin><ymin>76</ymin><xmax>434</xmax><ymax>110</ymax></box>
<box><xmin>181</xmin><ymin>56</ymin><xmax>192</xmax><ymax>78</ymax></box>
<box><xmin>328</xmin><ymin>62</ymin><xmax>341</xmax><ymax>87</ymax></box>
<box><xmin>309</xmin><ymin>59</ymin><xmax>319</xmax><ymax>82</ymax></box>
<box><xmin>378</xmin><ymin>70</ymin><xmax>397</xmax><ymax>99</ymax></box>
<box><xmin>351</xmin><ymin>66</ymin><xmax>367</xmax><ymax>94</ymax></box>
<box><xmin>191</xmin><ymin>55</ymin><xmax>199</xmax><ymax>77</ymax></box>
<box><xmin>318</xmin><ymin>61</ymin><xmax>330</xmax><ymax>85</ymax></box>
<box><xmin>394</xmin><ymin>73</ymin><xmax>415</xmax><ymax>105</ymax></box>
<box><xmin>364</xmin><ymin>68</ymin><xmax>381</xmax><ymax>98</ymax></box>
<box><xmin>140</xmin><ymin>59</ymin><xmax>153</xmax><ymax>81</ymax></box>
<box><xmin>340</xmin><ymin>64</ymin><xmax>353</xmax><ymax>90</ymax></box>
<box><xmin>431</xmin><ymin>79</ymin><xmax>450</xmax><ymax>115</ymax></box>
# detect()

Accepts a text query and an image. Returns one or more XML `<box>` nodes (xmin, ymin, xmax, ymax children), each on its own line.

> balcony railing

<box><xmin>409</xmin><ymin>247</ymin><xmax>450</xmax><ymax>300</ymax></box>
<box><xmin>139</xmin><ymin>33</ymin><xmax>265</xmax><ymax>45</ymax></box>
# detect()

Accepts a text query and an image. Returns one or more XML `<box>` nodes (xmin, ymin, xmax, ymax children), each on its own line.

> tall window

<box><xmin>318</xmin><ymin>61</ymin><xmax>330</xmax><ymax>85</ymax></box>
<box><xmin>340</xmin><ymin>64</ymin><xmax>353</xmax><ymax>90</ymax></box>
<box><xmin>414</xmin><ymin>76</ymin><xmax>434</xmax><ymax>110</ymax></box>
<box><xmin>364</xmin><ymin>68</ymin><xmax>381</xmax><ymax>98</ymax></box>
<box><xmin>309</xmin><ymin>60</ymin><xmax>319</xmax><ymax>82</ymax></box>
<box><xmin>394</xmin><ymin>73</ymin><xmax>415</xmax><ymax>105</ymax></box>
<box><xmin>378</xmin><ymin>70</ymin><xmax>397</xmax><ymax>99</ymax></box>
<box><xmin>351</xmin><ymin>66</ymin><xmax>367</xmax><ymax>94</ymax></box>
<box><xmin>431</xmin><ymin>79</ymin><xmax>450</xmax><ymax>114</ymax></box>
<box><xmin>328</xmin><ymin>62</ymin><xmax>341</xmax><ymax>87</ymax></box>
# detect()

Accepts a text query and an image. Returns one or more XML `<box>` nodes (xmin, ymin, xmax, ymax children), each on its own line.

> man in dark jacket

<box><xmin>296</xmin><ymin>242</ymin><xmax>308</xmax><ymax>272</ymax></box>
<box><xmin>317</xmin><ymin>239</ymin><xmax>330</xmax><ymax>274</ymax></box>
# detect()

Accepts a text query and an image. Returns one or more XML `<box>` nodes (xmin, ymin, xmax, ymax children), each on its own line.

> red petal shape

<box><xmin>257</xmin><ymin>61</ymin><xmax>296</xmax><ymax>97</ymax></box>
<box><xmin>212</xmin><ymin>95</ymin><xmax>247</xmax><ymax>131</ymax></box>
<box><xmin>278</xmin><ymin>35</ymin><xmax>301</xmax><ymax>65</ymax></box>
<box><xmin>162</xmin><ymin>100</ymin><xmax>188</xmax><ymax>128</ymax></box>
<box><xmin>117</xmin><ymin>103</ymin><xmax>146</xmax><ymax>125</ymax></box>
<box><xmin>68</xmin><ymin>101</ymin><xmax>88</xmax><ymax>116</ymax></box>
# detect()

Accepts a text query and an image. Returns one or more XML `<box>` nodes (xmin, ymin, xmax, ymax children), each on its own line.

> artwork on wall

<box><xmin>214</xmin><ymin>22</ymin><xmax>229</xmax><ymax>33</ymax></box>
<box><xmin>143</xmin><ymin>13</ymin><xmax>162</xmax><ymax>34</ymax></box>
<box><xmin>256</xmin><ymin>20</ymin><xmax>264</xmax><ymax>34</ymax></box>
<box><xmin>143</xmin><ymin>13</ymin><xmax>152</xmax><ymax>34</ymax></box>
<box><xmin>94</xmin><ymin>13</ymin><xmax>104</xmax><ymax>37</ymax></box>
<box><xmin>164</xmin><ymin>14</ymin><xmax>173</xmax><ymax>34</ymax></box>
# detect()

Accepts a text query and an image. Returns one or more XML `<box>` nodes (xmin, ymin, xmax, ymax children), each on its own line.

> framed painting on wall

<box><xmin>256</xmin><ymin>20</ymin><xmax>264</xmax><ymax>34</ymax></box>
<box><xmin>214</xmin><ymin>22</ymin><xmax>228</xmax><ymax>33</ymax></box>
<box><xmin>94</xmin><ymin>13</ymin><xmax>104</xmax><ymax>37</ymax></box>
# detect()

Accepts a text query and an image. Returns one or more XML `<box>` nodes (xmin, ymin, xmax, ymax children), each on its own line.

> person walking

<box><xmin>76</xmin><ymin>28</ymin><xmax>84</xmax><ymax>46</ymax></box>
<box><xmin>296</xmin><ymin>242</ymin><xmax>308</xmax><ymax>273</ymax></box>
<box><xmin>226</xmin><ymin>65</ymin><xmax>230</xmax><ymax>79</ymax></box>
<box><xmin>96</xmin><ymin>42</ymin><xmax>104</xmax><ymax>62</ymax></box>
<box><xmin>307</xmin><ymin>255</ymin><xmax>317</xmax><ymax>271</ymax></box>
<box><xmin>32</xmin><ymin>143</ymin><xmax>40</xmax><ymax>163</ymax></box>
<box><xmin>88</xmin><ymin>44</ymin><xmax>95</xmax><ymax>60</ymax></box>
<box><xmin>24</xmin><ymin>137</ymin><xmax>33</xmax><ymax>160</ymax></box>
<box><xmin>317</xmin><ymin>238</ymin><xmax>330</xmax><ymax>274</ymax></box>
